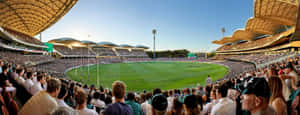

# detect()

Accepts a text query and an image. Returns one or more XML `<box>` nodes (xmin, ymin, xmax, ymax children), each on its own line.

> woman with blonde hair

<box><xmin>268</xmin><ymin>76</ymin><xmax>287</xmax><ymax>115</ymax></box>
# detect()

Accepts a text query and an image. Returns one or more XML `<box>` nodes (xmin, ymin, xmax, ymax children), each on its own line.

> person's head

<box><xmin>47</xmin><ymin>78</ymin><xmax>61</xmax><ymax>97</ymax></box>
<box><xmin>37</xmin><ymin>75</ymin><xmax>45</xmax><ymax>84</ymax></box>
<box><xmin>112</xmin><ymin>80</ymin><xmax>126</xmax><ymax>99</ymax></box>
<box><xmin>268</xmin><ymin>76</ymin><xmax>284</xmax><ymax>103</ymax></box>
<box><xmin>16</xmin><ymin>69</ymin><xmax>25</xmax><ymax>76</ymax></box>
<box><xmin>99</xmin><ymin>85</ymin><xmax>104</xmax><ymax>92</ymax></box>
<box><xmin>216</xmin><ymin>82</ymin><xmax>229</xmax><ymax>99</ymax></box>
<box><xmin>184</xmin><ymin>95</ymin><xmax>200</xmax><ymax>115</ymax></box>
<box><xmin>93</xmin><ymin>92</ymin><xmax>100</xmax><ymax>99</ymax></box>
<box><xmin>51</xmin><ymin>106</ymin><xmax>75</xmax><ymax>115</ymax></box>
<box><xmin>284</xmin><ymin>62</ymin><xmax>293</xmax><ymax>74</ymax></box>
<box><xmin>75</xmin><ymin>89</ymin><xmax>87</xmax><ymax>106</ymax></box>
<box><xmin>145</xmin><ymin>92</ymin><xmax>152</xmax><ymax>100</ymax></box>
<box><xmin>168</xmin><ymin>90</ymin><xmax>173</xmax><ymax>96</ymax></box>
<box><xmin>27</xmin><ymin>72</ymin><xmax>33</xmax><ymax>79</ymax></box>
<box><xmin>0</xmin><ymin>61</ymin><xmax>3</xmax><ymax>67</ymax></box>
<box><xmin>210</xmin><ymin>86</ymin><xmax>217</xmax><ymax>100</ymax></box>
<box><xmin>127</xmin><ymin>92</ymin><xmax>135</xmax><ymax>101</ymax></box>
<box><xmin>151</xmin><ymin>94</ymin><xmax>168</xmax><ymax>115</ymax></box>
<box><xmin>153</xmin><ymin>88</ymin><xmax>162</xmax><ymax>95</ymax></box>
<box><xmin>104</xmin><ymin>95</ymin><xmax>112</xmax><ymax>105</ymax></box>
<box><xmin>191</xmin><ymin>88</ymin><xmax>196</xmax><ymax>95</ymax></box>
<box><xmin>241</xmin><ymin>78</ymin><xmax>271</xmax><ymax>112</ymax></box>
<box><xmin>58</xmin><ymin>84</ymin><xmax>68</xmax><ymax>99</ymax></box>
<box><xmin>2</xmin><ymin>65</ymin><xmax>8</xmax><ymax>73</ymax></box>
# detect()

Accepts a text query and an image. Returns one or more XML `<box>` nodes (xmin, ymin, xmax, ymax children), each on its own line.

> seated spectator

<box><xmin>19</xmin><ymin>78</ymin><xmax>61</xmax><ymax>115</ymax></box>
<box><xmin>51</xmin><ymin>106</ymin><xmax>77</xmax><ymax>115</ymax></box>
<box><xmin>168</xmin><ymin>97</ymin><xmax>183</xmax><ymax>115</ymax></box>
<box><xmin>202</xmin><ymin>85</ymin><xmax>218</xmax><ymax>115</ymax></box>
<box><xmin>141</xmin><ymin>92</ymin><xmax>152</xmax><ymax>115</ymax></box>
<box><xmin>30</xmin><ymin>75</ymin><xmax>46</xmax><ymax>95</ymax></box>
<box><xmin>57</xmin><ymin>84</ymin><xmax>71</xmax><ymax>108</ymax></box>
<box><xmin>16</xmin><ymin>69</ymin><xmax>25</xmax><ymax>86</ymax></box>
<box><xmin>8</xmin><ymin>67</ymin><xmax>17</xmax><ymax>81</ymax></box>
<box><xmin>211</xmin><ymin>82</ymin><xmax>235</xmax><ymax>115</ymax></box>
<box><xmin>184</xmin><ymin>95</ymin><xmax>200</xmax><ymax>115</ymax></box>
<box><xmin>75</xmin><ymin>89</ymin><xmax>98</xmax><ymax>115</ymax></box>
<box><xmin>24</xmin><ymin>72</ymin><xmax>34</xmax><ymax>92</ymax></box>
<box><xmin>0</xmin><ymin>65</ymin><xmax>15</xmax><ymax>93</ymax></box>
<box><xmin>241</xmin><ymin>78</ymin><xmax>276</xmax><ymax>115</ymax></box>
<box><xmin>102</xmin><ymin>81</ymin><xmax>133</xmax><ymax>115</ymax></box>
<box><xmin>125</xmin><ymin>92</ymin><xmax>142</xmax><ymax>115</ymax></box>
<box><xmin>149</xmin><ymin>93</ymin><xmax>168</xmax><ymax>115</ymax></box>
<box><xmin>91</xmin><ymin>92</ymin><xmax>105</xmax><ymax>108</ymax></box>
<box><xmin>268</xmin><ymin>77</ymin><xmax>287</xmax><ymax>115</ymax></box>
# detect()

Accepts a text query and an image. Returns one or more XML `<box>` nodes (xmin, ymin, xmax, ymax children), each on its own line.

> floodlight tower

<box><xmin>152</xmin><ymin>29</ymin><xmax>157</xmax><ymax>59</ymax></box>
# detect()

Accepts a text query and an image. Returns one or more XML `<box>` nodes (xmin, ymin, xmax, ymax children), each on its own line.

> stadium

<box><xmin>0</xmin><ymin>0</ymin><xmax>299</xmax><ymax>115</ymax></box>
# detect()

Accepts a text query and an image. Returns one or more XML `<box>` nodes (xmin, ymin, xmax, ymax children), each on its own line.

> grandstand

<box><xmin>1</xmin><ymin>0</ymin><xmax>300</xmax><ymax>115</ymax></box>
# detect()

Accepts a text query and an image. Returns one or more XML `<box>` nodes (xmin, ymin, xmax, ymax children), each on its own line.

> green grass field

<box><xmin>66</xmin><ymin>62</ymin><xmax>228</xmax><ymax>92</ymax></box>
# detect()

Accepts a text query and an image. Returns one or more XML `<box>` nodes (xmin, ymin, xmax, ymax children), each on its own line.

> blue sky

<box><xmin>40</xmin><ymin>0</ymin><xmax>253</xmax><ymax>52</ymax></box>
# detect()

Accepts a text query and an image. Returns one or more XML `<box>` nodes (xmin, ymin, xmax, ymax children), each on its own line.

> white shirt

<box><xmin>141</xmin><ymin>100</ymin><xmax>148</xmax><ymax>115</ymax></box>
<box><xmin>91</xmin><ymin>99</ymin><xmax>105</xmax><ymax>108</ymax></box>
<box><xmin>30</xmin><ymin>82</ymin><xmax>43</xmax><ymax>95</ymax></box>
<box><xmin>57</xmin><ymin>99</ymin><xmax>70</xmax><ymax>108</ymax></box>
<box><xmin>211</xmin><ymin>98</ymin><xmax>235</xmax><ymax>115</ymax></box>
<box><xmin>167</xmin><ymin>97</ymin><xmax>174</xmax><ymax>112</ymax></box>
<box><xmin>202</xmin><ymin>99</ymin><xmax>219</xmax><ymax>115</ymax></box>
<box><xmin>24</xmin><ymin>79</ymin><xmax>34</xmax><ymax>92</ymax></box>
<box><xmin>77</xmin><ymin>107</ymin><xmax>98</xmax><ymax>115</ymax></box>
<box><xmin>16</xmin><ymin>76</ymin><xmax>25</xmax><ymax>86</ymax></box>
<box><xmin>9</xmin><ymin>72</ymin><xmax>18</xmax><ymax>80</ymax></box>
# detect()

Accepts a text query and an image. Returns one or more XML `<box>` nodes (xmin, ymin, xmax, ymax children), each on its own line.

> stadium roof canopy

<box><xmin>254</xmin><ymin>0</ymin><xmax>298</xmax><ymax>26</ymax></box>
<box><xmin>135</xmin><ymin>45</ymin><xmax>149</xmax><ymax>49</ymax></box>
<box><xmin>48</xmin><ymin>37</ymin><xmax>81</xmax><ymax>44</ymax></box>
<box><xmin>0</xmin><ymin>0</ymin><xmax>78</xmax><ymax>36</ymax></box>
<box><xmin>96</xmin><ymin>42</ymin><xmax>119</xmax><ymax>47</ymax></box>
<box><xmin>246</xmin><ymin>18</ymin><xmax>284</xmax><ymax>35</ymax></box>
<box><xmin>119</xmin><ymin>44</ymin><xmax>133</xmax><ymax>48</ymax></box>
<box><xmin>213</xmin><ymin>0</ymin><xmax>299</xmax><ymax>45</ymax></box>
<box><xmin>81</xmin><ymin>40</ymin><xmax>96</xmax><ymax>45</ymax></box>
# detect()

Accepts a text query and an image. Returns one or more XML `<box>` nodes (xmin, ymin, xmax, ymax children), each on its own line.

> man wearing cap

<box><xmin>241</xmin><ymin>78</ymin><xmax>276</xmax><ymax>115</ymax></box>
<box><xmin>146</xmin><ymin>88</ymin><xmax>168</xmax><ymax>115</ymax></box>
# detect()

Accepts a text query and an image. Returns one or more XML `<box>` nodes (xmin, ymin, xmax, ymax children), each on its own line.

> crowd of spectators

<box><xmin>92</xmin><ymin>47</ymin><xmax>116</xmax><ymax>56</ymax></box>
<box><xmin>225</xmin><ymin>53</ymin><xmax>292</xmax><ymax>65</ymax></box>
<box><xmin>54</xmin><ymin>45</ymin><xmax>96</xmax><ymax>56</ymax></box>
<box><xmin>130</xmin><ymin>49</ymin><xmax>148</xmax><ymax>57</ymax></box>
<box><xmin>116</xmin><ymin>49</ymin><xmax>131</xmax><ymax>56</ymax></box>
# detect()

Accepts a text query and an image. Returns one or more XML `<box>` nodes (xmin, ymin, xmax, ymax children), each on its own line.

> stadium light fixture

<box><xmin>152</xmin><ymin>29</ymin><xmax>157</xmax><ymax>59</ymax></box>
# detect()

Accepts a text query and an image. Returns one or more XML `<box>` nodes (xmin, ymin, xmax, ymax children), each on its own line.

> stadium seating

<box><xmin>92</xmin><ymin>47</ymin><xmax>116</xmax><ymax>56</ymax></box>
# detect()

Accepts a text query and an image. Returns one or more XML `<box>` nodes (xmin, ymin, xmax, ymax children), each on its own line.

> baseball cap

<box><xmin>149</xmin><ymin>94</ymin><xmax>168</xmax><ymax>111</ymax></box>
<box><xmin>242</xmin><ymin>78</ymin><xmax>271</xmax><ymax>98</ymax></box>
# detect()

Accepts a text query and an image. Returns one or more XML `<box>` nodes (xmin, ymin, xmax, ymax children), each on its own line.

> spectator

<box><xmin>141</xmin><ymin>92</ymin><xmax>152</xmax><ymax>115</ymax></box>
<box><xmin>202</xmin><ymin>85</ymin><xmax>218</xmax><ymax>115</ymax></box>
<box><xmin>91</xmin><ymin>92</ymin><xmax>105</xmax><ymax>109</ymax></box>
<box><xmin>16</xmin><ymin>68</ymin><xmax>25</xmax><ymax>86</ymax></box>
<box><xmin>57</xmin><ymin>84</ymin><xmax>71</xmax><ymax>108</ymax></box>
<box><xmin>148</xmin><ymin>94</ymin><xmax>168</xmax><ymax>115</ymax></box>
<box><xmin>168</xmin><ymin>97</ymin><xmax>183</xmax><ymax>115</ymax></box>
<box><xmin>30</xmin><ymin>75</ymin><xmax>46</xmax><ymax>95</ymax></box>
<box><xmin>241</xmin><ymin>78</ymin><xmax>276</xmax><ymax>115</ymax></box>
<box><xmin>268</xmin><ymin>77</ymin><xmax>287</xmax><ymax>115</ymax></box>
<box><xmin>125</xmin><ymin>92</ymin><xmax>142</xmax><ymax>115</ymax></box>
<box><xmin>8</xmin><ymin>67</ymin><xmax>17</xmax><ymax>81</ymax></box>
<box><xmin>211</xmin><ymin>82</ymin><xmax>235</xmax><ymax>115</ymax></box>
<box><xmin>184</xmin><ymin>95</ymin><xmax>200</xmax><ymax>115</ymax></box>
<box><xmin>0</xmin><ymin>60</ymin><xmax>3</xmax><ymax>73</ymax></box>
<box><xmin>206</xmin><ymin>75</ymin><xmax>212</xmax><ymax>85</ymax></box>
<box><xmin>24</xmin><ymin>72</ymin><xmax>34</xmax><ymax>92</ymax></box>
<box><xmin>75</xmin><ymin>89</ymin><xmax>98</xmax><ymax>115</ymax></box>
<box><xmin>51</xmin><ymin>106</ymin><xmax>77</xmax><ymax>115</ymax></box>
<box><xmin>19</xmin><ymin>78</ymin><xmax>61</xmax><ymax>115</ymax></box>
<box><xmin>102</xmin><ymin>81</ymin><xmax>133</xmax><ymax>115</ymax></box>
<box><xmin>0</xmin><ymin>65</ymin><xmax>15</xmax><ymax>93</ymax></box>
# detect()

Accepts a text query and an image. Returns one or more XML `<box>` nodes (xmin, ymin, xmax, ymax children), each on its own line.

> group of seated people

<box><xmin>92</xmin><ymin>47</ymin><xmax>116</xmax><ymax>56</ymax></box>
<box><xmin>129</xmin><ymin>49</ymin><xmax>148</xmax><ymax>57</ymax></box>
<box><xmin>216</xmin><ymin>35</ymin><xmax>280</xmax><ymax>52</ymax></box>
<box><xmin>116</xmin><ymin>49</ymin><xmax>131</xmax><ymax>56</ymax></box>
<box><xmin>0</xmin><ymin>50</ymin><xmax>54</xmax><ymax>65</ymax></box>
<box><xmin>54</xmin><ymin>45</ymin><xmax>96</xmax><ymax>56</ymax></box>
<box><xmin>225</xmin><ymin>53</ymin><xmax>292</xmax><ymax>65</ymax></box>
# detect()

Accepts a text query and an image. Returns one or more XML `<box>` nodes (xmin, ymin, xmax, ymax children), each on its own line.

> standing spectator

<box><xmin>149</xmin><ymin>94</ymin><xmax>168</xmax><ymax>115</ymax></box>
<box><xmin>268</xmin><ymin>77</ymin><xmax>287</xmax><ymax>115</ymax></box>
<box><xmin>241</xmin><ymin>78</ymin><xmax>276</xmax><ymax>115</ymax></box>
<box><xmin>75</xmin><ymin>89</ymin><xmax>98</xmax><ymax>115</ymax></box>
<box><xmin>91</xmin><ymin>92</ymin><xmax>105</xmax><ymax>109</ymax></box>
<box><xmin>206</xmin><ymin>75</ymin><xmax>212</xmax><ymax>85</ymax></box>
<box><xmin>141</xmin><ymin>92</ymin><xmax>152</xmax><ymax>115</ymax></box>
<box><xmin>102</xmin><ymin>81</ymin><xmax>133</xmax><ymax>115</ymax></box>
<box><xmin>168</xmin><ymin>97</ymin><xmax>183</xmax><ymax>115</ymax></box>
<box><xmin>125</xmin><ymin>92</ymin><xmax>142</xmax><ymax>115</ymax></box>
<box><xmin>19</xmin><ymin>78</ymin><xmax>61</xmax><ymax>115</ymax></box>
<box><xmin>57</xmin><ymin>84</ymin><xmax>71</xmax><ymax>108</ymax></box>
